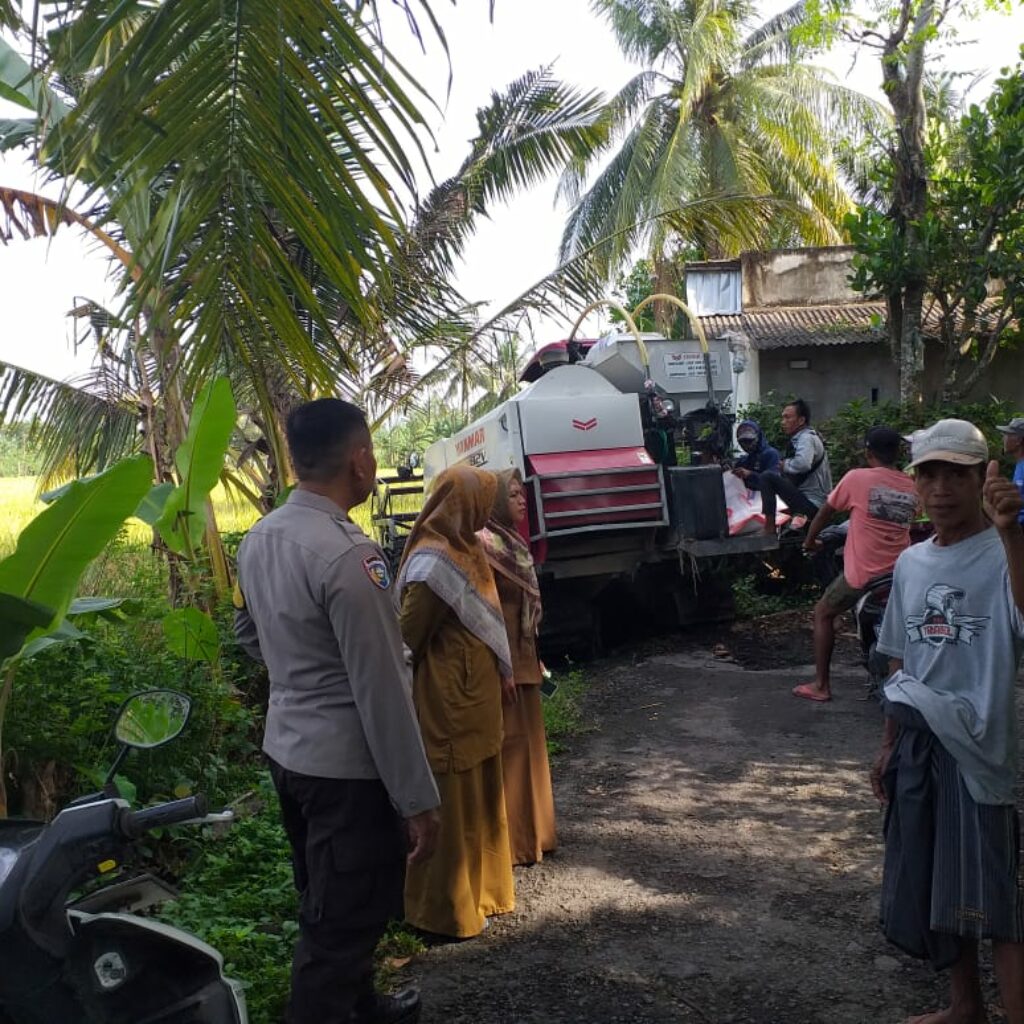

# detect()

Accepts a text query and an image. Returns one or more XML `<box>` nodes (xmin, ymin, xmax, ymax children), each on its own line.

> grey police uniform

<box><xmin>235</xmin><ymin>488</ymin><xmax>439</xmax><ymax>1024</ymax></box>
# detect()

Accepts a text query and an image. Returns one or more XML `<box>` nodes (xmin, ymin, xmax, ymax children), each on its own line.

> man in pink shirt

<box><xmin>793</xmin><ymin>427</ymin><xmax>918</xmax><ymax>702</ymax></box>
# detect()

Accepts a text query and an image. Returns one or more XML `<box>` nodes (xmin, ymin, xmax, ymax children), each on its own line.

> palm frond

<box><xmin>741</xmin><ymin>0</ymin><xmax>807</xmax><ymax>66</ymax></box>
<box><xmin>463</xmin><ymin>66</ymin><xmax>608</xmax><ymax>212</ymax></box>
<box><xmin>556</xmin><ymin>70</ymin><xmax>660</xmax><ymax>209</ymax></box>
<box><xmin>0</xmin><ymin>360</ymin><xmax>141</xmax><ymax>488</ymax></box>
<box><xmin>38</xmin><ymin>0</ymin><xmax>442</xmax><ymax>401</ymax></box>
<box><xmin>590</xmin><ymin>0</ymin><xmax>676</xmax><ymax>65</ymax></box>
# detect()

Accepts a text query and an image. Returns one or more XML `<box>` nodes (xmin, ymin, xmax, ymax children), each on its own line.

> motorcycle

<box><xmin>852</xmin><ymin>572</ymin><xmax>895</xmax><ymax>700</ymax></box>
<box><xmin>0</xmin><ymin>689</ymin><xmax>247</xmax><ymax>1024</ymax></box>
<box><xmin>811</xmin><ymin>520</ymin><xmax>932</xmax><ymax>699</ymax></box>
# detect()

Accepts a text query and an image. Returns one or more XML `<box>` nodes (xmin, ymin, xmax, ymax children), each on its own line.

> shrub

<box><xmin>5</xmin><ymin>602</ymin><xmax>261</xmax><ymax>817</ymax></box>
<box><xmin>542</xmin><ymin>668</ymin><xmax>590</xmax><ymax>755</ymax></box>
<box><xmin>158</xmin><ymin>781</ymin><xmax>296</xmax><ymax>1024</ymax></box>
<box><xmin>740</xmin><ymin>393</ymin><xmax>1018</xmax><ymax>483</ymax></box>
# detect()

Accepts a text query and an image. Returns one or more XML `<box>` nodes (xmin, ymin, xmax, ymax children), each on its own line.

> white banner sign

<box><xmin>664</xmin><ymin>351</ymin><xmax>721</xmax><ymax>380</ymax></box>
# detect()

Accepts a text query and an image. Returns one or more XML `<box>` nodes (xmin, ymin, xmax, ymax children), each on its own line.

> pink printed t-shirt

<box><xmin>828</xmin><ymin>466</ymin><xmax>917</xmax><ymax>589</ymax></box>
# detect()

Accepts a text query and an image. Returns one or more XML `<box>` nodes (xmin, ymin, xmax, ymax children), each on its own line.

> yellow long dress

<box><xmin>400</xmin><ymin>581</ymin><xmax>515</xmax><ymax>938</ymax></box>
<box><xmin>495</xmin><ymin>573</ymin><xmax>557</xmax><ymax>865</ymax></box>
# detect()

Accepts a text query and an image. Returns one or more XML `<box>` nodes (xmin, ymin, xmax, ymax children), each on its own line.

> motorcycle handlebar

<box><xmin>120</xmin><ymin>795</ymin><xmax>208</xmax><ymax>838</ymax></box>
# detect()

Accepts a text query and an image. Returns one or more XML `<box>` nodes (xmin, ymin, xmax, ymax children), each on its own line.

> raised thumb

<box><xmin>987</xmin><ymin>459</ymin><xmax>1001</xmax><ymax>479</ymax></box>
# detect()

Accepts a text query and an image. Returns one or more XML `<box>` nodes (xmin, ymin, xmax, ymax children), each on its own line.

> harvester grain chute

<box><xmin>371</xmin><ymin>297</ymin><xmax>778</xmax><ymax>657</ymax></box>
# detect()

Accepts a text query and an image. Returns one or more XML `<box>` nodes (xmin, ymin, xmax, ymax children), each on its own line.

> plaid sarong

<box><xmin>880</xmin><ymin>700</ymin><xmax>1024</xmax><ymax>969</ymax></box>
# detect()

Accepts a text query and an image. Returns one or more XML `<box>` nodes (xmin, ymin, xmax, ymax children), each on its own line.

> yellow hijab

<box><xmin>399</xmin><ymin>466</ymin><xmax>512</xmax><ymax>676</ymax></box>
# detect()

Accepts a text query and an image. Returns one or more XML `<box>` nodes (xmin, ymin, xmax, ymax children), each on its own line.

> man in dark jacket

<box><xmin>731</xmin><ymin>419</ymin><xmax>780</xmax><ymax>491</ymax></box>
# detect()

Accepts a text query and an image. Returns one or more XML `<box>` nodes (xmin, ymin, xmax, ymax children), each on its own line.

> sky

<box><xmin>0</xmin><ymin>0</ymin><xmax>1021</xmax><ymax>383</ymax></box>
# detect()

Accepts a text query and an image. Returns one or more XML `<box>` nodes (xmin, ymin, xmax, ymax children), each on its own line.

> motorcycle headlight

<box><xmin>0</xmin><ymin>847</ymin><xmax>19</xmax><ymax>888</ymax></box>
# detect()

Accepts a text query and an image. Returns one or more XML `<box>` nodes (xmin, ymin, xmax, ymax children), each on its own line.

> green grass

<box><xmin>542</xmin><ymin>668</ymin><xmax>591</xmax><ymax>755</ymax></box>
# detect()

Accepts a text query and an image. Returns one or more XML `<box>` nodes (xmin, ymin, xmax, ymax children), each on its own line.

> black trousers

<box><xmin>268</xmin><ymin>760</ymin><xmax>407</xmax><ymax>1024</ymax></box>
<box><xmin>758</xmin><ymin>470</ymin><xmax>820</xmax><ymax>524</ymax></box>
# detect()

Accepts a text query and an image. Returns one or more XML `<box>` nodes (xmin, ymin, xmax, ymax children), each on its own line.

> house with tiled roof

<box><xmin>686</xmin><ymin>246</ymin><xmax>1023</xmax><ymax>418</ymax></box>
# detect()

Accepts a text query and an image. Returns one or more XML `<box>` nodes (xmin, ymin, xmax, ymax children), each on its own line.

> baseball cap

<box><xmin>736</xmin><ymin>424</ymin><xmax>758</xmax><ymax>439</ymax></box>
<box><xmin>864</xmin><ymin>426</ymin><xmax>903</xmax><ymax>454</ymax></box>
<box><xmin>906</xmin><ymin>418</ymin><xmax>988</xmax><ymax>469</ymax></box>
<box><xmin>996</xmin><ymin>416</ymin><xmax>1024</xmax><ymax>437</ymax></box>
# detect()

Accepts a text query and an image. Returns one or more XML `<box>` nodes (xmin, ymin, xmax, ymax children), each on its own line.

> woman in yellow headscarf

<box><xmin>397</xmin><ymin>464</ymin><xmax>515</xmax><ymax>939</ymax></box>
<box><xmin>479</xmin><ymin>469</ymin><xmax>557</xmax><ymax>865</ymax></box>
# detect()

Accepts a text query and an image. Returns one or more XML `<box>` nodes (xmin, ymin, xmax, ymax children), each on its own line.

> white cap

<box><xmin>907</xmin><ymin>418</ymin><xmax>988</xmax><ymax>469</ymax></box>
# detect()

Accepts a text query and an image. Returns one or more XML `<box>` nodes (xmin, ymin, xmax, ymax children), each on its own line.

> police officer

<box><xmin>235</xmin><ymin>398</ymin><xmax>440</xmax><ymax>1024</ymax></box>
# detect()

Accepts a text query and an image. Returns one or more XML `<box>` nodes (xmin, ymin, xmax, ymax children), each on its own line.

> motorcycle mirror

<box><xmin>114</xmin><ymin>690</ymin><xmax>192</xmax><ymax>750</ymax></box>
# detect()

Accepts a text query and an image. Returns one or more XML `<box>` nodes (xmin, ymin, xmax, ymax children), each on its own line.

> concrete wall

<box><xmin>757</xmin><ymin>341</ymin><xmax>1024</xmax><ymax>419</ymax></box>
<box><xmin>741</xmin><ymin>247</ymin><xmax>861</xmax><ymax>308</ymax></box>
<box><xmin>923</xmin><ymin>344</ymin><xmax>1024</xmax><ymax>408</ymax></box>
<box><xmin>757</xmin><ymin>343</ymin><xmax>899</xmax><ymax>420</ymax></box>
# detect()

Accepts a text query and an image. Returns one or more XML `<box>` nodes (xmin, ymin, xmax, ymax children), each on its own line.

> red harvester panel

<box><xmin>526</xmin><ymin>447</ymin><xmax>664</xmax><ymax>534</ymax></box>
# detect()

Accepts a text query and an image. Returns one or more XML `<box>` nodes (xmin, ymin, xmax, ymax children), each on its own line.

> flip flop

<box><xmin>792</xmin><ymin>683</ymin><xmax>831</xmax><ymax>703</ymax></box>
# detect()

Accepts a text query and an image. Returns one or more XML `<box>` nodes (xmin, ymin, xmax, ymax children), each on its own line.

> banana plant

<box><xmin>152</xmin><ymin>377</ymin><xmax>236</xmax><ymax>598</ymax></box>
<box><xmin>0</xmin><ymin>454</ymin><xmax>153</xmax><ymax>816</ymax></box>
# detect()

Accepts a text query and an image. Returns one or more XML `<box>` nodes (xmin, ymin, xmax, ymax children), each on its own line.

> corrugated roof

<box><xmin>701</xmin><ymin>299</ymin><xmax>1009</xmax><ymax>351</ymax></box>
<box><xmin>699</xmin><ymin>303</ymin><xmax>887</xmax><ymax>350</ymax></box>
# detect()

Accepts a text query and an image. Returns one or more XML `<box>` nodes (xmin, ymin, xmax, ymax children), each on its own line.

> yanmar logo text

<box><xmin>455</xmin><ymin>427</ymin><xmax>485</xmax><ymax>454</ymax></box>
<box><xmin>572</xmin><ymin>417</ymin><xmax>598</xmax><ymax>432</ymax></box>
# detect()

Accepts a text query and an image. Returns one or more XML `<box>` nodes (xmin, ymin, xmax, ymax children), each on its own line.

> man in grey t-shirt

<box><xmin>872</xmin><ymin>418</ymin><xmax>1024</xmax><ymax>1023</ymax></box>
<box><xmin>758</xmin><ymin>398</ymin><xmax>832</xmax><ymax>533</ymax></box>
<box><xmin>236</xmin><ymin>399</ymin><xmax>440</xmax><ymax>1024</ymax></box>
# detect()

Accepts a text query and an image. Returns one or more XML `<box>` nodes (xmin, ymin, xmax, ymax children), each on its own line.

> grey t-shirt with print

<box><xmin>877</xmin><ymin>527</ymin><xmax>1024</xmax><ymax>805</ymax></box>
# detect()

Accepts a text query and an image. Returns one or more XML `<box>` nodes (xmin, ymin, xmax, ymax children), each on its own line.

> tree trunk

<box><xmin>899</xmin><ymin>277</ymin><xmax>927</xmax><ymax>404</ymax></box>
<box><xmin>881</xmin><ymin>0</ymin><xmax>934</xmax><ymax>404</ymax></box>
<box><xmin>652</xmin><ymin>254</ymin><xmax>680</xmax><ymax>338</ymax></box>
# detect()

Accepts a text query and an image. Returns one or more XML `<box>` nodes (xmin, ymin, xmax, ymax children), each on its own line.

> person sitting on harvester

<box><xmin>759</xmin><ymin>398</ymin><xmax>832</xmax><ymax>533</ymax></box>
<box><xmin>730</xmin><ymin>419</ymin><xmax>780</xmax><ymax>491</ymax></box>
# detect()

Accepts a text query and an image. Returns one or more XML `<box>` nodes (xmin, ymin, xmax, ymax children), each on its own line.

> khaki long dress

<box><xmin>400</xmin><ymin>581</ymin><xmax>515</xmax><ymax>938</ymax></box>
<box><xmin>495</xmin><ymin>573</ymin><xmax>557</xmax><ymax>865</ymax></box>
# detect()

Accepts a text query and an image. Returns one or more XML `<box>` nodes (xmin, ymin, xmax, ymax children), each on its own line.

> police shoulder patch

<box><xmin>362</xmin><ymin>554</ymin><xmax>392</xmax><ymax>590</ymax></box>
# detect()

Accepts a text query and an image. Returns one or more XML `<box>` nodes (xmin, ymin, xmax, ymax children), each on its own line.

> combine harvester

<box><xmin>372</xmin><ymin>296</ymin><xmax>779</xmax><ymax>655</ymax></box>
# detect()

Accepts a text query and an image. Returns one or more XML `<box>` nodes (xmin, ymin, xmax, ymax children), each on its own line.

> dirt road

<box><xmin>402</xmin><ymin>614</ymin><xmax>1012</xmax><ymax>1023</ymax></box>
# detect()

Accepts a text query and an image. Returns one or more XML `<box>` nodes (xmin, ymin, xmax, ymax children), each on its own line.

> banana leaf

<box><xmin>156</xmin><ymin>378</ymin><xmax>235</xmax><ymax>557</ymax></box>
<box><xmin>134</xmin><ymin>482</ymin><xmax>174</xmax><ymax>526</ymax></box>
<box><xmin>67</xmin><ymin>596</ymin><xmax>143</xmax><ymax>622</ymax></box>
<box><xmin>0</xmin><ymin>38</ymin><xmax>71</xmax><ymax>126</ymax></box>
<box><xmin>0</xmin><ymin>455</ymin><xmax>153</xmax><ymax>647</ymax></box>
<box><xmin>20</xmin><ymin>618</ymin><xmax>88</xmax><ymax>660</ymax></box>
<box><xmin>162</xmin><ymin>607</ymin><xmax>220</xmax><ymax>663</ymax></box>
<box><xmin>0</xmin><ymin>593</ymin><xmax>55</xmax><ymax>662</ymax></box>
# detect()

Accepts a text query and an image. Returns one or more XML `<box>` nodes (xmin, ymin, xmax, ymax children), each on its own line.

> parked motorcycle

<box><xmin>0</xmin><ymin>690</ymin><xmax>247</xmax><ymax>1024</ymax></box>
<box><xmin>811</xmin><ymin>520</ymin><xmax>932</xmax><ymax>699</ymax></box>
<box><xmin>852</xmin><ymin>572</ymin><xmax>895</xmax><ymax>700</ymax></box>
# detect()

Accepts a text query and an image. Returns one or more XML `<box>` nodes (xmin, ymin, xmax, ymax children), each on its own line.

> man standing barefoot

<box><xmin>872</xmin><ymin>419</ymin><xmax>1024</xmax><ymax>1024</ymax></box>
<box><xmin>794</xmin><ymin>426</ymin><xmax>917</xmax><ymax>702</ymax></box>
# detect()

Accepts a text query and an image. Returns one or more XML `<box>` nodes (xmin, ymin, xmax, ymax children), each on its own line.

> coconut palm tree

<box><xmin>0</xmin><ymin>41</ymin><xmax>610</xmax><ymax>493</ymax></box>
<box><xmin>559</xmin><ymin>0</ymin><xmax>887</xmax><ymax>282</ymax></box>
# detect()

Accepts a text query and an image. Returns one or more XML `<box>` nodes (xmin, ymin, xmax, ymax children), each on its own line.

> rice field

<box><xmin>0</xmin><ymin>476</ymin><xmax>263</xmax><ymax>556</ymax></box>
<box><xmin>0</xmin><ymin>474</ymin><xmax>415</xmax><ymax>560</ymax></box>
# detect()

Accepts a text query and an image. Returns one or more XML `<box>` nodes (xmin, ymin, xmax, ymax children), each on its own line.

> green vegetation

<box><xmin>542</xmin><ymin>669</ymin><xmax>592</xmax><ymax>756</ymax></box>
<box><xmin>739</xmin><ymin>393</ymin><xmax>1020</xmax><ymax>483</ymax></box>
<box><xmin>158</xmin><ymin>780</ymin><xmax>297</xmax><ymax>1024</ymax></box>
<box><xmin>0</xmin><ymin>0</ymin><xmax>1019</xmax><ymax>1018</ymax></box>
<box><xmin>0</xmin><ymin>425</ymin><xmax>44</xmax><ymax>477</ymax></box>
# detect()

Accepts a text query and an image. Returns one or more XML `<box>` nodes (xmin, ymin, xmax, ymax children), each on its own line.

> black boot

<box><xmin>349</xmin><ymin>987</ymin><xmax>421</xmax><ymax>1024</ymax></box>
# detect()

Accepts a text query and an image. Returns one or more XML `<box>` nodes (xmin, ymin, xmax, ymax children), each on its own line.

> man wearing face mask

<box><xmin>730</xmin><ymin>418</ymin><xmax>781</xmax><ymax>491</ymax></box>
